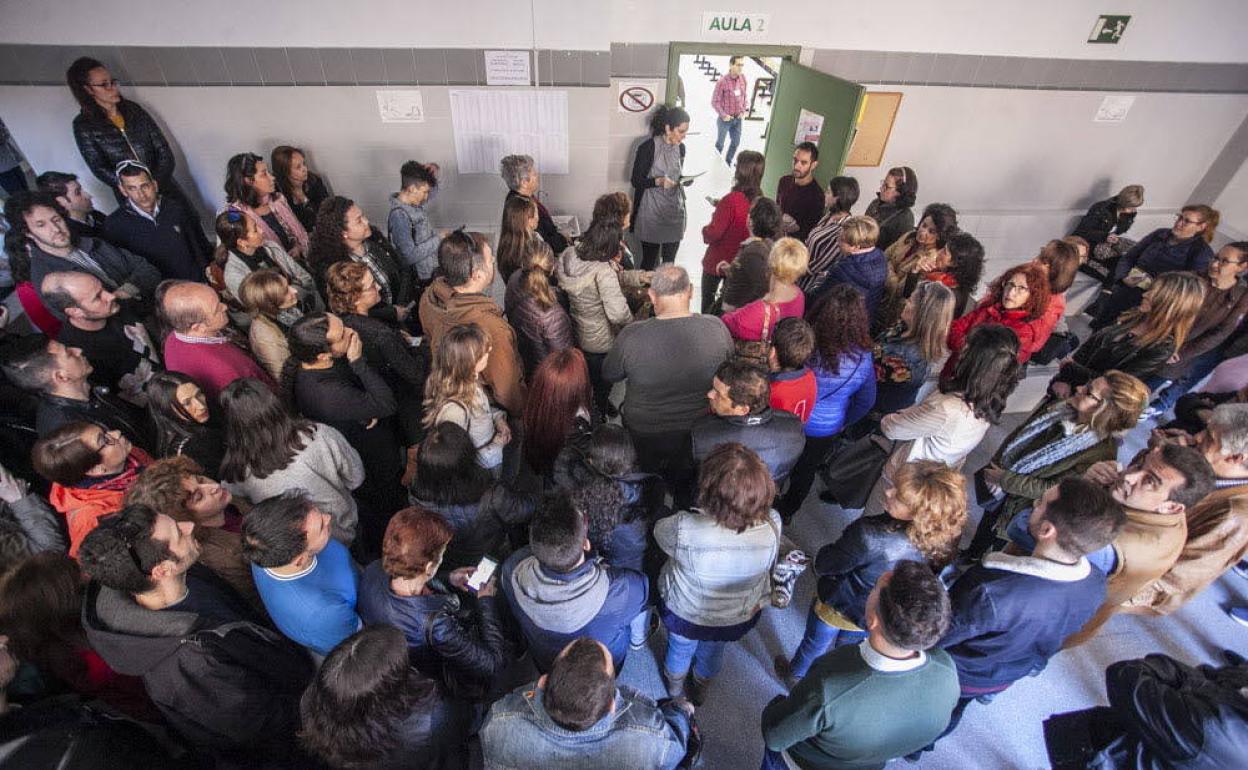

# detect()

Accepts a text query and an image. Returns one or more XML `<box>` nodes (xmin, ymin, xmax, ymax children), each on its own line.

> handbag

<box><xmin>733</xmin><ymin>300</ymin><xmax>778</xmax><ymax>367</ymax></box>
<box><xmin>765</xmin><ymin>518</ymin><xmax>808</xmax><ymax>609</ymax></box>
<box><xmin>817</xmin><ymin>432</ymin><xmax>896</xmax><ymax>510</ymax></box>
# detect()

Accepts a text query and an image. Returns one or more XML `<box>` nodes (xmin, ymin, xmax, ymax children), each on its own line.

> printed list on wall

<box><xmin>449</xmin><ymin>90</ymin><xmax>570</xmax><ymax>175</ymax></box>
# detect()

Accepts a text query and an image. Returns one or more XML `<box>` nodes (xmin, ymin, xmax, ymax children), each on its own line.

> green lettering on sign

<box><xmin>1088</xmin><ymin>15</ymin><xmax>1131</xmax><ymax>44</ymax></box>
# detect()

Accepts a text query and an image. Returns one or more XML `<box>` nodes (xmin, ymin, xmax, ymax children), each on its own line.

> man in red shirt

<box><xmin>711</xmin><ymin>56</ymin><xmax>749</xmax><ymax>166</ymax></box>
<box><xmin>160</xmin><ymin>281</ymin><xmax>275</xmax><ymax>401</ymax></box>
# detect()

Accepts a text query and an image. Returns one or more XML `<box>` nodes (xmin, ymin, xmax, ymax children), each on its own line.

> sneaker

<box><xmin>1228</xmin><ymin>606</ymin><xmax>1248</xmax><ymax>628</ymax></box>
<box><xmin>1233</xmin><ymin>561</ymin><xmax>1248</xmax><ymax>580</ymax></box>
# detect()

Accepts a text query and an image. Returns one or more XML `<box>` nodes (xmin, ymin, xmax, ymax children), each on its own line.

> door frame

<box><xmin>663</xmin><ymin>42</ymin><xmax>803</xmax><ymax>105</ymax></box>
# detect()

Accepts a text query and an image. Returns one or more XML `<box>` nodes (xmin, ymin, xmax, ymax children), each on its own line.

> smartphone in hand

<box><xmin>466</xmin><ymin>556</ymin><xmax>499</xmax><ymax>592</ymax></box>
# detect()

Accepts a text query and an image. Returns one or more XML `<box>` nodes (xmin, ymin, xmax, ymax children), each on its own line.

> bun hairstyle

<box><xmin>649</xmin><ymin>105</ymin><xmax>691</xmax><ymax>137</ymax></box>
<box><xmin>888</xmin><ymin>166</ymin><xmax>918</xmax><ymax>208</ymax></box>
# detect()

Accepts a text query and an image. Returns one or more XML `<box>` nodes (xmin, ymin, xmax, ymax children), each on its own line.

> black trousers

<box><xmin>628</xmin><ymin>428</ymin><xmax>695</xmax><ymax>506</ymax></box>
<box><xmin>777</xmin><ymin>434</ymin><xmax>841</xmax><ymax>518</ymax></box>
<box><xmin>640</xmin><ymin>241</ymin><xmax>680</xmax><ymax>271</ymax></box>
<box><xmin>583</xmin><ymin>350</ymin><xmax>613</xmax><ymax>415</ymax></box>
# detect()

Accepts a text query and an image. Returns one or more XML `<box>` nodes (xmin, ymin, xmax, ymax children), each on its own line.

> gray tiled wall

<box><xmin>0</xmin><ymin>45</ymin><xmax>612</xmax><ymax>88</ymax></box>
<box><xmin>3</xmin><ymin>43</ymin><xmax>1246</xmax><ymax>94</ymax></box>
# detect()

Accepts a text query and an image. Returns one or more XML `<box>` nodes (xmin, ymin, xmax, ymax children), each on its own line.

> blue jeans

<box><xmin>789</xmin><ymin>605</ymin><xmax>868</xmax><ymax>678</ymax></box>
<box><xmin>664</xmin><ymin>631</ymin><xmax>728</xmax><ymax>680</ymax></box>
<box><xmin>715</xmin><ymin>116</ymin><xmax>743</xmax><ymax>164</ymax></box>
<box><xmin>1146</xmin><ymin>348</ymin><xmax>1224</xmax><ymax>414</ymax></box>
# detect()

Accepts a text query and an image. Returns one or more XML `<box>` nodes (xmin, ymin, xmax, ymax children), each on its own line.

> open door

<box><xmin>762</xmin><ymin>61</ymin><xmax>865</xmax><ymax>196</ymax></box>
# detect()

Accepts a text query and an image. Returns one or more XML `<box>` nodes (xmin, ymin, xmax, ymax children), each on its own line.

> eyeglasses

<box><xmin>1003</xmin><ymin>281</ymin><xmax>1030</xmax><ymax>293</ymax></box>
<box><xmin>1175</xmin><ymin>214</ymin><xmax>1205</xmax><ymax>227</ymax></box>
<box><xmin>87</xmin><ymin>78</ymin><xmax>120</xmax><ymax>89</ymax></box>
<box><xmin>94</xmin><ymin>430</ymin><xmax>121</xmax><ymax>451</ymax></box>
<box><xmin>1212</xmin><ymin>256</ymin><xmax>1246</xmax><ymax>266</ymax></box>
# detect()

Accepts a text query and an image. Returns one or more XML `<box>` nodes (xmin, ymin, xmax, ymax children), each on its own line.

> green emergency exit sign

<box><xmin>1088</xmin><ymin>15</ymin><xmax>1131</xmax><ymax>44</ymax></box>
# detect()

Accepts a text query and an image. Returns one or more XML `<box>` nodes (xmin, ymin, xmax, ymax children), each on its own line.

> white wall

<box><xmin>611</xmin><ymin>0</ymin><xmax>1248</xmax><ymax>62</ymax></box>
<box><xmin>0</xmin><ymin>0</ymin><xmax>612</xmax><ymax>50</ymax></box>
<box><xmin>1215</xmin><ymin>159</ymin><xmax>1248</xmax><ymax>242</ymax></box>
<box><xmin>0</xmin><ymin>84</ymin><xmax>610</xmax><ymax>233</ymax></box>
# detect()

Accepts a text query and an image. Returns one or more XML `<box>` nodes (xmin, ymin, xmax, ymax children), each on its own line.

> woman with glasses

<box><xmin>864</xmin><ymin>166</ymin><xmax>918</xmax><ymax>251</ymax></box>
<box><xmin>66</xmin><ymin>57</ymin><xmax>188</xmax><ymax>208</ymax></box>
<box><xmin>965</xmin><ymin>370</ymin><xmax>1150</xmax><ymax>561</ymax></box>
<box><xmin>1146</xmin><ymin>241</ymin><xmax>1248</xmax><ymax>415</ymax></box>
<box><xmin>31</xmin><ymin>420</ymin><xmax>151</xmax><ymax>558</ymax></box>
<box><xmin>223</xmin><ymin>152</ymin><xmax>310</xmax><ymax>263</ymax></box>
<box><xmin>1091</xmin><ymin>205</ymin><xmax>1219</xmax><ymax>330</ymax></box>
<box><xmin>944</xmin><ymin>261</ymin><xmax>1051</xmax><ymax>373</ymax></box>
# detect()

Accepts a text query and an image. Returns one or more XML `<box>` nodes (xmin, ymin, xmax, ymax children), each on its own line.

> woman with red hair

<box><xmin>522</xmin><ymin>348</ymin><xmax>594</xmax><ymax>477</ymax></box>
<box><xmin>943</xmin><ymin>261</ymin><xmax>1051</xmax><ymax>375</ymax></box>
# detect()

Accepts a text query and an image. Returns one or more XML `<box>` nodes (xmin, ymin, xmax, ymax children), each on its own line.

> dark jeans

<box><xmin>641</xmin><ymin>241</ymin><xmax>681</xmax><ymax>271</ymax></box>
<box><xmin>701</xmin><ymin>273</ymin><xmax>722</xmax><ymax>315</ymax></box>
<box><xmin>789</xmin><ymin>604</ymin><xmax>867</xmax><ymax>678</ymax></box>
<box><xmin>1145</xmin><ymin>347</ymin><xmax>1224</xmax><ymax>414</ymax></box>
<box><xmin>584</xmin><ymin>350</ymin><xmax>613</xmax><ymax>415</ymax></box>
<box><xmin>628</xmin><ymin>428</ymin><xmax>694</xmax><ymax>506</ymax></box>
<box><xmin>777</xmin><ymin>434</ymin><xmax>841</xmax><ymax>518</ymax></box>
<box><xmin>715</xmin><ymin>116</ymin><xmax>743</xmax><ymax>165</ymax></box>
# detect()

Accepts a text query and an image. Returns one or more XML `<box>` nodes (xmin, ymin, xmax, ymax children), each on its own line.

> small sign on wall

<box><xmin>483</xmin><ymin>51</ymin><xmax>532</xmax><ymax>86</ymax></box>
<box><xmin>701</xmin><ymin>11</ymin><xmax>771</xmax><ymax>39</ymax></box>
<box><xmin>1094</xmin><ymin>94</ymin><xmax>1135</xmax><ymax>123</ymax></box>
<box><xmin>1088</xmin><ymin>15</ymin><xmax>1130</xmax><ymax>44</ymax></box>
<box><xmin>794</xmin><ymin>108</ymin><xmax>824</xmax><ymax>145</ymax></box>
<box><xmin>376</xmin><ymin>90</ymin><xmax>425</xmax><ymax>123</ymax></box>
<box><xmin>617</xmin><ymin>81</ymin><xmax>660</xmax><ymax>115</ymax></box>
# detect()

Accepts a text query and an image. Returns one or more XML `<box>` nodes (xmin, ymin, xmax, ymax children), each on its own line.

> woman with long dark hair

<box><xmin>144</xmin><ymin>371</ymin><xmax>225</xmax><ymax>477</ymax></box>
<box><xmin>299</xmin><ymin>625</ymin><xmax>473</xmax><ymax>770</ymax></box>
<box><xmin>223</xmin><ymin>152</ymin><xmax>310</xmax><ymax>262</ymax></box>
<box><xmin>631</xmin><ymin>105</ymin><xmax>691</xmax><ymax>270</ymax></box>
<box><xmin>326</xmin><ymin>261</ymin><xmax>427</xmax><ymax>443</ymax></box>
<box><xmin>882</xmin><ymin>203</ymin><xmax>959</xmax><ymax>321</ymax></box>
<box><xmin>522</xmin><ymin>348</ymin><xmax>593</xmax><ymax>478</ymax></box>
<box><xmin>210</xmin><ymin>208</ymin><xmax>319</xmax><ymax>314</ymax></box>
<box><xmin>285</xmin><ymin>313</ymin><xmax>405</xmax><ymax>552</ymax></box>
<box><xmin>864</xmin><ymin>323</ymin><xmax>1023</xmax><ymax>515</ymax></box>
<box><xmin>308</xmin><ymin>195</ymin><xmax>413</xmax><ymax>325</ymax></box>
<box><xmin>270</xmin><ymin>145</ymin><xmax>330</xmax><ymax>234</ymax></box>
<box><xmin>776</xmin><ymin>284</ymin><xmax>876</xmax><ymax>519</ymax></box>
<box><xmin>66</xmin><ymin>56</ymin><xmax>187</xmax><ymax>207</ymax></box>
<box><xmin>496</xmin><ymin>193</ymin><xmax>541</xmax><ymax>284</ymax></box>
<box><xmin>218</xmin><ymin>378</ymin><xmax>364</xmax><ymax>545</ymax></box>
<box><xmin>700</xmin><ymin>150</ymin><xmax>765</xmax><ymax>312</ymax></box>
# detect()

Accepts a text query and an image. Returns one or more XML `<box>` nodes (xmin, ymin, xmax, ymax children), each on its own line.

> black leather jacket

<box><xmin>1056</xmin><ymin>322</ymin><xmax>1175</xmax><ymax>389</ymax></box>
<box><xmin>72</xmin><ymin>101</ymin><xmax>175</xmax><ymax>189</ymax></box>
<box><xmin>1072</xmin><ymin>197</ymin><xmax>1137</xmax><ymax>248</ymax></box>
<box><xmin>36</xmin><ymin>388</ymin><xmax>152</xmax><ymax>450</ymax></box>
<box><xmin>813</xmin><ymin>514</ymin><xmax>925</xmax><ymax>626</ymax></box>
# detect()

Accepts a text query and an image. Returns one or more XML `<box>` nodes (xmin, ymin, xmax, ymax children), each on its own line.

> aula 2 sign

<box><xmin>701</xmin><ymin>12</ymin><xmax>771</xmax><ymax>39</ymax></box>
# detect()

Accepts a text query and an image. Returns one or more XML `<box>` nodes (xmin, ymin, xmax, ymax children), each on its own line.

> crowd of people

<box><xmin>0</xmin><ymin>57</ymin><xmax>1246</xmax><ymax>770</ymax></box>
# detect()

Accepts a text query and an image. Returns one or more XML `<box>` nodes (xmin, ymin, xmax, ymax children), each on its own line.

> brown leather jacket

<box><xmin>1124</xmin><ymin>483</ymin><xmax>1248</xmax><ymax>615</ymax></box>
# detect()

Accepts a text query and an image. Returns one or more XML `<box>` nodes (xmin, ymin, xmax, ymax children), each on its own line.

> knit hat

<box><xmin>1117</xmin><ymin>185</ymin><xmax>1144</xmax><ymax>208</ymax></box>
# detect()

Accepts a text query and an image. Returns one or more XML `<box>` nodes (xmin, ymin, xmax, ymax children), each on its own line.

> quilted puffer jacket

<box><xmin>72</xmin><ymin>101</ymin><xmax>176</xmax><ymax>189</ymax></box>
<box><xmin>504</xmin><ymin>269</ymin><xmax>576</xmax><ymax>376</ymax></box>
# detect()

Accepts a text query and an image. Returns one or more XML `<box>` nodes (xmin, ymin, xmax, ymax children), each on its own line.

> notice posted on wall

<box><xmin>450</xmin><ymin>89</ymin><xmax>569</xmax><ymax>175</ymax></box>
<box><xmin>376</xmin><ymin>90</ymin><xmax>425</xmax><ymax>123</ymax></box>
<box><xmin>1094</xmin><ymin>95</ymin><xmax>1135</xmax><ymax>123</ymax></box>
<box><xmin>795</xmin><ymin>108</ymin><xmax>825</xmax><ymax>144</ymax></box>
<box><xmin>483</xmin><ymin>51</ymin><xmax>532</xmax><ymax>86</ymax></box>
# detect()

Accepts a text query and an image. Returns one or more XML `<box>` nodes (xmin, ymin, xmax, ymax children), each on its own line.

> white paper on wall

<box><xmin>483</xmin><ymin>51</ymin><xmax>532</xmax><ymax>86</ymax></box>
<box><xmin>450</xmin><ymin>89</ymin><xmax>569</xmax><ymax>174</ymax></box>
<box><xmin>375</xmin><ymin>90</ymin><xmax>425</xmax><ymax>123</ymax></box>
<box><xmin>1094</xmin><ymin>95</ymin><xmax>1135</xmax><ymax>123</ymax></box>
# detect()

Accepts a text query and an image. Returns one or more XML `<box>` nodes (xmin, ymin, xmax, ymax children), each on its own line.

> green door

<box><xmin>762</xmin><ymin>60</ymin><xmax>864</xmax><ymax>196</ymax></box>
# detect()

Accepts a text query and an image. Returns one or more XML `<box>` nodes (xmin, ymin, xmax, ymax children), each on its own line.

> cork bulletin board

<box><xmin>846</xmin><ymin>92</ymin><xmax>903</xmax><ymax>167</ymax></box>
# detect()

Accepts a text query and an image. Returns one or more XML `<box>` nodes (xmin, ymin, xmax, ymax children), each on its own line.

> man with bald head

<box><xmin>160</xmin><ymin>280</ymin><xmax>275</xmax><ymax>400</ymax></box>
<box><xmin>41</xmin><ymin>271</ymin><xmax>160</xmax><ymax>406</ymax></box>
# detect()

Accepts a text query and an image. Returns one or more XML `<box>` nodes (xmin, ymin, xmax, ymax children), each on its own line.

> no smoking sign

<box><xmin>617</xmin><ymin>81</ymin><xmax>660</xmax><ymax>115</ymax></box>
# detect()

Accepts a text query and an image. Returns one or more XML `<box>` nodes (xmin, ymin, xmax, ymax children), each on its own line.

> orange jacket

<box><xmin>50</xmin><ymin>482</ymin><xmax>127</xmax><ymax>559</ymax></box>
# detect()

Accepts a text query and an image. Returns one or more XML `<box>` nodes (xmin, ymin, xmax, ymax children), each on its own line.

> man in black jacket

<box><xmin>79</xmin><ymin>504</ymin><xmax>314</xmax><ymax>769</ymax></box>
<box><xmin>35</xmin><ymin>170</ymin><xmax>109</xmax><ymax>242</ymax></box>
<box><xmin>102</xmin><ymin>161</ymin><xmax>209</xmax><ymax>282</ymax></box>
<box><xmin>691</xmin><ymin>359</ymin><xmax>805</xmax><ymax>483</ymax></box>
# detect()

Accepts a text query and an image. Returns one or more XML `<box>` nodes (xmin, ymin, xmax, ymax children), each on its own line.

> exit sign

<box><xmin>1088</xmin><ymin>15</ymin><xmax>1131</xmax><ymax>44</ymax></box>
<box><xmin>702</xmin><ymin>12</ymin><xmax>771</xmax><ymax>39</ymax></box>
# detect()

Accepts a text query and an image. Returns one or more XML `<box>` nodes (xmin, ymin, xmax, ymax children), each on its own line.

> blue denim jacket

<box><xmin>481</xmin><ymin>684</ymin><xmax>691</xmax><ymax>770</ymax></box>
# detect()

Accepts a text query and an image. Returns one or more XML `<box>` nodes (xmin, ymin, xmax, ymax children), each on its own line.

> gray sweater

<box><xmin>603</xmin><ymin>313</ymin><xmax>733</xmax><ymax>434</ymax></box>
<box><xmin>223</xmin><ymin>423</ymin><xmax>364</xmax><ymax>544</ymax></box>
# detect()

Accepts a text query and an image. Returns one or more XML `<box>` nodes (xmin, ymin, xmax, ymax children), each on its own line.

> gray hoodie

<box><xmin>387</xmin><ymin>193</ymin><xmax>440</xmax><ymax>281</ymax></box>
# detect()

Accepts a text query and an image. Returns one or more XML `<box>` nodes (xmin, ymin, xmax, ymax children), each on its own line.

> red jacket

<box><xmin>943</xmin><ymin>303</ymin><xmax>1038</xmax><ymax>378</ymax></box>
<box><xmin>702</xmin><ymin>191</ymin><xmax>751</xmax><ymax>275</ymax></box>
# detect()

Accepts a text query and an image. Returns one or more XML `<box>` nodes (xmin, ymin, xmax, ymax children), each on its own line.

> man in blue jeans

<box><xmin>711</xmin><ymin>56</ymin><xmax>749</xmax><ymax>165</ymax></box>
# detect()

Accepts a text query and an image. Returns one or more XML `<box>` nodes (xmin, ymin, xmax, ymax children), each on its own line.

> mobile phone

<box><xmin>466</xmin><ymin>556</ymin><xmax>498</xmax><ymax>591</ymax></box>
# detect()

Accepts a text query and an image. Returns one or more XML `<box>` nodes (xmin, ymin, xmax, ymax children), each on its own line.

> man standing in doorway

<box><xmin>777</xmin><ymin>142</ymin><xmax>824</xmax><ymax>241</ymax></box>
<box><xmin>712</xmin><ymin>56</ymin><xmax>749</xmax><ymax>166</ymax></box>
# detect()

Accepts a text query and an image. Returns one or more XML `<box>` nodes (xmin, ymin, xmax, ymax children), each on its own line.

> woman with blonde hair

<box><xmin>238</xmin><ymin>269</ymin><xmax>301</xmax><ymax>381</ymax></box>
<box><xmin>808</xmin><ymin>214</ymin><xmax>887</xmax><ymax>321</ymax></box>
<box><xmin>504</xmin><ymin>240</ymin><xmax>576</xmax><ymax>377</ymax></box>
<box><xmin>776</xmin><ymin>459</ymin><xmax>966</xmax><ymax>683</ymax></box>
<box><xmin>967</xmin><ymin>370</ymin><xmax>1151</xmax><ymax>560</ymax></box>
<box><xmin>873</xmin><ymin>280</ymin><xmax>955</xmax><ymax>415</ymax></box>
<box><xmin>1052</xmin><ymin>270</ymin><xmax>1206</xmax><ymax>397</ymax></box>
<box><xmin>423</xmin><ymin>323</ymin><xmax>510</xmax><ymax>471</ymax></box>
<box><xmin>721</xmin><ymin>237</ymin><xmax>809</xmax><ymax>341</ymax></box>
<box><xmin>496</xmin><ymin>193</ymin><xmax>540</xmax><ymax>283</ymax></box>
<box><xmin>1091</xmin><ymin>204</ymin><xmax>1218</xmax><ymax>329</ymax></box>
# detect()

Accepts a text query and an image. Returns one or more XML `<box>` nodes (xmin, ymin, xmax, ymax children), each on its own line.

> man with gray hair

<box><xmin>500</xmin><ymin>153</ymin><xmax>567</xmax><ymax>254</ymax></box>
<box><xmin>603</xmin><ymin>264</ymin><xmax>732</xmax><ymax>490</ymax></box>
<box><xmin>41</xmin><ymin>270</ymin><xmax>160</xmax><ymax>406</ymax></box>
<box><xmin>1128</xmin><ymin>403</ymin><xmax>1248</xmax><ymax>617</ymax></box>
<box><xmin>160</xmin><ymin>280</ymin><xmax>275</xmax><ymax>400</ymax></box>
